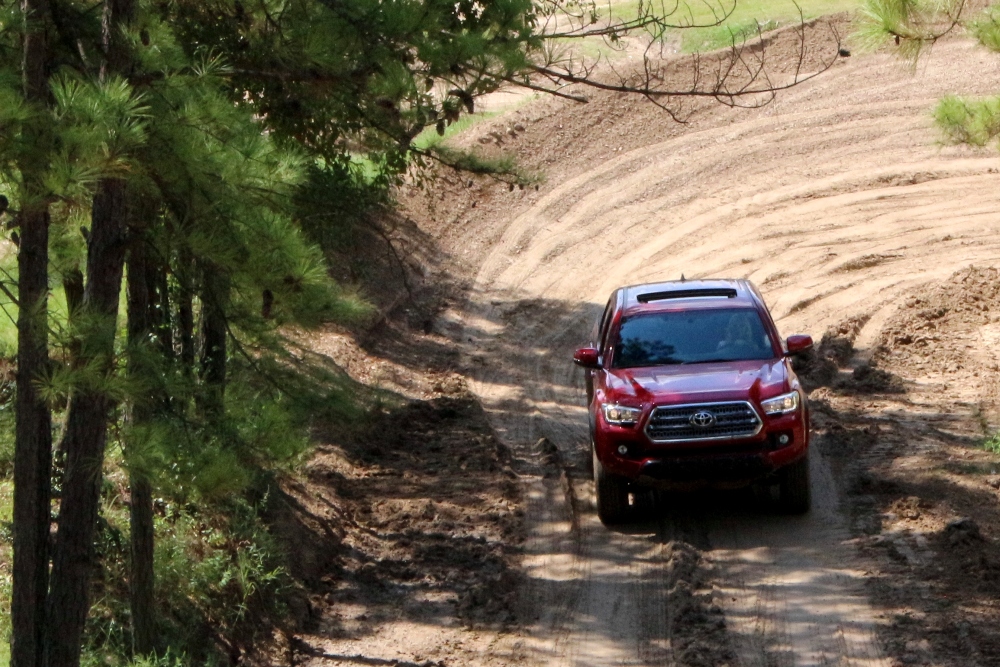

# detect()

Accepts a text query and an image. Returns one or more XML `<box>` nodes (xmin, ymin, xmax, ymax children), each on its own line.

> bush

<box><xmin>83</xmin><ymin>494</ymin><xmax>291</xmax><ymax>666</ymax></box>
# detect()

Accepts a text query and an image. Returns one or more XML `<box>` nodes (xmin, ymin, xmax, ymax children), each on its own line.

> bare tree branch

<box><xmin>520</xmin><ymin>15</ymin><xmax>842</xmax><ymax>112</ymax></box>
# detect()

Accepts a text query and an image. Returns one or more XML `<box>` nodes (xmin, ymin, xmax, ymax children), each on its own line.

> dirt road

<box><xmin>291</xmin><ymin>23</ymin><xmax>1000</xmax><ymax>667</ymax></box>
<box><xmin>458</xmin><ymin>33</ymin><xmax>1000</xmax><ymax>667</ymax></box>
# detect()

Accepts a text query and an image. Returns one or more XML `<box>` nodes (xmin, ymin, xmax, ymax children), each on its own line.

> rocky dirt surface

<box><xmin>273</xmin><ymin>14</ymin><xmax>1000</xmax><ymax>667</ymax></box>
<box><xmin>275</xmin><ymin>385</ymin><xmax>528</xmax><ymax>667</ymax></box>
<box><xmin>810</xmin><ymin>268</ymin><xmax>1000</xmax><ymax>667</ymax></box>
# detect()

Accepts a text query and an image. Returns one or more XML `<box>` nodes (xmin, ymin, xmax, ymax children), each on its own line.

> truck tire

<box><xmin>778</xmin><ymin>454</ymin><xmax>811</xmax><ymax>514</ymax></box>
<box><xmin>594</xmin><ymin>449</ymin><xmax>631</xmax><ymax>525</ymax></box>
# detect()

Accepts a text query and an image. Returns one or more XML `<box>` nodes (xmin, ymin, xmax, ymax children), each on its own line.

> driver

<box><xmin>717</xmin><ymin>312</ymin><xmax>755</xmax><ymax>352</ymax></box>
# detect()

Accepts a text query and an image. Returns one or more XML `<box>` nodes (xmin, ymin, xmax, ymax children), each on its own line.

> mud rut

<box><xmin>465</xmin><ymin>300</ymin><xmax>887</xmax><ymax>666</ymax></box>
<box><xmin>460</xmin><ymin>38</ymin><xmax>1000</xmax><ymax>667</ymax></box>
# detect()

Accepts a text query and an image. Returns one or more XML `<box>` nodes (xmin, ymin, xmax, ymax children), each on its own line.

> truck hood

<box><xmin>603</xmin><ymin>359</ymin><xmax>789</xmax><ymax>405</ymax></box>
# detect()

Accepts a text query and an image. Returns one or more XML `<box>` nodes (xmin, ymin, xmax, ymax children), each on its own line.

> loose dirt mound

<box><xmin>275</xmin><ymin>391</ymin><xmax>526</xmax><ymax>666</ymax></box>
<box><xmin>876</xmin><ymin>267</ymin><xmax>1000</xmax><ymax>385</ymax></box>
<box><xmin>652</xmin><ymin>541</ymin><xmax>734</xmax><ymax>667</ymax></box>
<box><xmin>794</xmin><ymin>313</ymin><xmax>870</xmax><ymax>388</ymax></box>
<box><xmin>815</xmin><ymin>266</ymin><xmax>1000</xmax><ymax>667</ymax></box>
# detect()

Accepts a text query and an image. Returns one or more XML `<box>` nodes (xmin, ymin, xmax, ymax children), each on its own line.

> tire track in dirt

<box><xmin>462</xmin><ymin>37</ymin><xmax>1000</xmax><ymax>667</ymax></box>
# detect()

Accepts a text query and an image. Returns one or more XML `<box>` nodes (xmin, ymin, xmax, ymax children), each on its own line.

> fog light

<box><xmin>617</xmin><ymin>445</ymin><xmax>629</xmax><ymax>455</ymax></box>
<box><xmin>778</xmin><ymin>434</ymin><xmax>790</xmax><ymax>445</ymax></box>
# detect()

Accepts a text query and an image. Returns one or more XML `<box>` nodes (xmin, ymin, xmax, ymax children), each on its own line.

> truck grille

<box><xmin>645</xmin><ymin>401</ymin><xmax>762</xmax><ymax>443</ymax></box>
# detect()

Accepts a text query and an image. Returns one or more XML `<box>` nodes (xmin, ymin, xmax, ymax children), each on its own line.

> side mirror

<box><xmin>785</xmin><ymin>334</ymin><xmax>814</xmax><ymax>356</ymax></box>
<box><xmin>574</xmin><ymin>347</ymin><xmax>601</xmax><ymax>369</ymax></box>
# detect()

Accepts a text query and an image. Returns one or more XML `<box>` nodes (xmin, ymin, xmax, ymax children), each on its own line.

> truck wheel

<box><xmin>594</xmin><ymin>449</ymin><xmax>631</xmax><ymax>525</ymax></box>
<box><xmin>778</xmin><ymin>454</ymin><xmax>811</xmax><ymax>514</ymax></box>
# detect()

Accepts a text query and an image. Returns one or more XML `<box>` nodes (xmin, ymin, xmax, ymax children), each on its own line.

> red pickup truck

<box><xmin>574</xmin><ymin>279</ymin><xmax>813</xmax><ymax>524</ymax></box>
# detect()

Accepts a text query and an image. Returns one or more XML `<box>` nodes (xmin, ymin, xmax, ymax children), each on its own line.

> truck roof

<box><xmin>621</xmin><ymin>279</ymin><xmax>760</xmax><ymax>315</ymax></box>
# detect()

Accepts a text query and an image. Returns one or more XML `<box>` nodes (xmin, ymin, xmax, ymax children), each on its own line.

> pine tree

<box><xmin>103</xmin><ymin>11</ymin><xmax>369</xmax><ymax>656</ymax></box>
<box><xmin>11</xmin><ymin>3</ymin><xmax>55</xmax><ymax>666</ymax></box>
<box><xmin>2</xmin><ymin>1</ymin><xmax>349</xmax><ymax>661</ymax></box>
<box><xmin>857</xmin><ymin>0</ymin><xmax>1000</xmax><ymax>148</ymax></box>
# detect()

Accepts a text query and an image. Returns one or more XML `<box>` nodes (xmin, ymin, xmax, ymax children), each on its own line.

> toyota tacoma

<box><xmin>573</xmin><ymin>279</ymin><xmax>813</xmax><ymax>524</ymax></box>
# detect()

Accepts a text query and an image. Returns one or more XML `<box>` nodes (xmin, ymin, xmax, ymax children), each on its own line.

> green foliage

<box><xmin>83</xmin><ymin>496</ymin><xmax>132</xmax><ymax>664</ymax></box>
<box><xmin>0</xmin><ymin>386</ymin><xmax>15</xmax><ymax>478</ymax></box>
<box><xmin>860</xmin><ymin>0</ymin><xmax>1000</xmax><ymax>151</ymax></box>
<box><xmin>0</xmin><ymin>578</ymin><xmax>9</xmax><ymax>667</ymax></box>
<box><xmin>49</xmin><ymin>74</ymin><xmax>151</xmax><ymax>188</ymax></box>
<box><xmin>0</xmin><ymin>355</ymin><xmax>13</xmax><ymax>660</ymax></box>
<box><xmin>117</xmin><ymin>653</ymin><xmax>186</xmax><ymax>667</ymax></box>
<box><xmin>428</xmin><ymin>145</ymin><xmax>543</xmax><ymax>185</ymax></box>
<box><xmin>151</xmin><ymin>502</ymin><xmax>289</xmax><ymax>657</ymax></box>
<box><xmin>167</xmin><ymin>0</ymin><xmax>542</xmax><ymax>178</ymax></box>
<box><xmin>934</xmin><ymin>94</ymin><xmax>1000</xmax><ymax>147</ymax></box>
<box><xmin>117</xmin><ymin>327</ymin><xmax>372</xmax><ymax>501</ymax></box>
<box><xmin>0</xmin><ymin>250</ymin><xmax>15</xmax><ymax>359</ymax></box>
<box><xmin>856</xmin><ymin>0</ymin><xmax>963</xmax><ymax>58</ymax></box>
<box><xmin>295</xmin><ymin>160</ymin><xmax>393</xmax><ymax>256</ymax></box>
<box><xmin>971</xmin><ymin>3</ymin><xmax>1000</xmax><ymax>51</ymax></box>
<box><xmin>81</xmin><ymin>489</ymin><xmax>291</xmax><ymax>666</ymax></box>
<box><xmin>0</xmin><ymin>69</ymin><xmax>32</xmax><ymax>181</ymax></box>
<box><xmin>70</xmin><ymin>317</ymin><xmax>374</xmax><ymax>665</ymax></box>
<box><xmin>983</xmin><ymin>431</ymin><xmax>1000</xmax><ymax>453</ymax></box>
<box><xmin>412</xmin><ymin>111</ymin><xmax>500</xmax><ymax>151</ymax></box>
<box><xmin>0</xmin><ymin>5</ymin><xmax>381</xmax><ymax>662</ymax></box>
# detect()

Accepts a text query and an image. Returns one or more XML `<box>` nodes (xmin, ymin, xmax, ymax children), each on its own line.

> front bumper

<box><xmin>594</xmin><ymin>409</ymin><xmax>808</xmax><ymax>490</ymax></box>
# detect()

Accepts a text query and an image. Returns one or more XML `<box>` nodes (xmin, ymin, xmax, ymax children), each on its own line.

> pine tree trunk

<box><xmin>12</xmin><ymin>207</ymin><xmax>52</xmax><ymax>667</ymax></box>
<box><xmin>44</xmin><ymin>1</ymin><xmax>135</xmax><ymax>662</ymax></box>
<box><xmin>125</xmin><ymin>232</ymin><xmax>156</xmax><ymax>656</ymax></box>
<box><xmin>61</xmin><ymin>267</ymin><xmax>85</xmax><ymax>378</ymax></box>
<box><xmin>45</xmin><ymin>178</ymin><xmax>129</xmax><ymax>667</ymax></box>
<box><xmin>59</xmin><ymin>266</ymin><xmax>84</xmax><ymax>426</ymax></box>
<box><xmin>199</xmin><ymin>263</ymin><xmax>229</xmax><ymax>417</ymax></box>
<box><xmin>177</xmin><ymin>249</ymin><xmax>195</xmax><ymax>376</ymax></box>
<box><xmin>12</xmin><ymin>2</ymin><xmax>55</xmax><ymax>666</ymax></box>
<box><xmin>62</xmin><ymin>268</ymin><xmax>84</xmax><ymax>318</ymax></box>
<box><xmin>128</xmin><ymin>475</ymin><xmax>155</xmax><ymax>654</ymax></box>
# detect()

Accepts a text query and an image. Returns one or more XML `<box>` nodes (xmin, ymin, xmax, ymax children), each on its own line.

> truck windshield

<box><xmin>612</xmin><ymin>308</ymin><xmax>775</xmax><ymax>368</ymax></box>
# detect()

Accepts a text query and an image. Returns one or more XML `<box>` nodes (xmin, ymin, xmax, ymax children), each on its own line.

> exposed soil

<box><xmin>267</xmin><ymin>14</ymin><xmax>1000</xmax><ymax>667</ymax></box>
<box><xmin>813</xmin><ymin>268</ymin><xmax>1000</xmax><ymax>667</ymax></box>
<box><xmin>275</xmin><ymin>386</ymin><xmax>528</xmax><ymax>667</ymax></box>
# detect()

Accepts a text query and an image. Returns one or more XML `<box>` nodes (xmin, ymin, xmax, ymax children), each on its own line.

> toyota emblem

<box><xmin>689</xmin><ymin>410</ymin><xmax>716</xmax><ymax>428</ymax></box>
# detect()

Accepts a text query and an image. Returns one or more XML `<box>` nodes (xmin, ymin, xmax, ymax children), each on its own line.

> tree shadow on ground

<box><xmin>803</xmin><ymin>359</ymin><xmax>1000</xmax><ymax>666</ymax></box>
<box><xmin>270</xmin><ymin>394</ymin><xmax>525</xmax><ymax>644</ymax></box>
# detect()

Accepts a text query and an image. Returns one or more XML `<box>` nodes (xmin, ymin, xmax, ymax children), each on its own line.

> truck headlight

<box><xmin>602</xmin><ymin>404</ymin><xmax>642</xmax><ymax>425</ymax></box>
<box><xmin>761</xmin><ymin>391</ymin><xmax>800</xmax><ymax>416</ymax></box>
